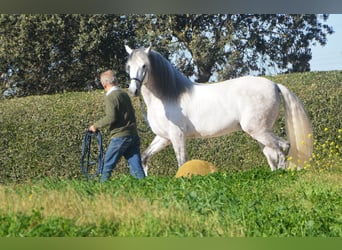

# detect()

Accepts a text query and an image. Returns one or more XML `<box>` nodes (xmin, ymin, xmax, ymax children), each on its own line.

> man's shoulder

<box><xmin>109</xmin><ymin>88</ymin><xmax>127</xmax><ymax>95</ymax></box>
<box><xmin>107</xmin><ymin>89</ymin><xmax>131</xmax><ymax>103</ymax></box>
<box><xmin>107</xmin><ymin>88</ymin><xmax>126</xmax><ymax>98</ymax></box>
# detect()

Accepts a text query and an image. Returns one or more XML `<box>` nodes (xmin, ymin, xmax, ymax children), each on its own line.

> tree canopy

<box><xmin>136</xmin><ymin>14</ymin><xmax>333</xmax><ymax>82</ymax></box>
<box><xmin>0</xmin><ymin>14</ymin><xmax>333</xmax><ymax>97</ymax></box>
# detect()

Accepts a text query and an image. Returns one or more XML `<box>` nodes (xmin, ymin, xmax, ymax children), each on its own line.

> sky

<box><xmin>310</xmin><ymin>14</ymin><xmax>342</xmax><ymax>72</ymax></box>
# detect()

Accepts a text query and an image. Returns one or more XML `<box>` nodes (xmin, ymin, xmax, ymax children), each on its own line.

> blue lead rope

<box><xmin>80</xmin><ymin>130</ymin><xmax>104</xmax><ymax>179</ymax></box>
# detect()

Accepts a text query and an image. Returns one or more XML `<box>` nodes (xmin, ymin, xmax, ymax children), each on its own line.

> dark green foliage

<box><xmin>0</xmin><ymin>71</ymin><xmax>341</xmax><ymax>184</ymax></box>
<box><xmin>0</xmin><ymin>14</ymin><xmax>135</xmax><ymax>97</ymax></box>
<box><xmin>0</xmin><ymin>14</ymin><xmax>333</xmax><ymax>97</ymax></box>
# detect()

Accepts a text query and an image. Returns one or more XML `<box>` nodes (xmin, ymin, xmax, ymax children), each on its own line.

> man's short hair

<box><xmin>100</xmin><ymin>70</ymin><xmax>118</xmax><ymax>85</ymax></box>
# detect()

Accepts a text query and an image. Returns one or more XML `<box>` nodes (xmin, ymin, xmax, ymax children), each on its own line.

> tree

<box><xmin>0</xmin><ymin>14</ymin><xmax>135</xmax><ymax>97</ymax></box>
<box><xmin>0</xmin><ymin>14</ymin><xmax>333</xmax><ymax>97</ymax></box>
<box><xmin>132</xmin><ymin>14</ymin><xmax>333</xmax><ymax>82</ymax></box>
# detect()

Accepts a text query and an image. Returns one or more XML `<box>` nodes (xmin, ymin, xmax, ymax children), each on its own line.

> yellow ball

<box><xmin>175</xmin><ymin>159</ymin><xmax>217</xmax><ymax>178</ymax></box>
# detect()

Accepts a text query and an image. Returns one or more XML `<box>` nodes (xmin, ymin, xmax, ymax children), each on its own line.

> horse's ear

<box><xmin>145</xmin><ymin>45</ymin><xmax>151</xmax><ymax>54</ymax></box>
<box><xmin>125</xmin><ymin>45</ymin><xmax>133</xmax><ymax>55</ymax></box>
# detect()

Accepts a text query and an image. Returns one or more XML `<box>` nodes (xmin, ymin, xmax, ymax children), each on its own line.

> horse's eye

<box><xmin>142</xmin><ymin>64</ymin><xmax>146</xmax><ymax>69</ymax></box>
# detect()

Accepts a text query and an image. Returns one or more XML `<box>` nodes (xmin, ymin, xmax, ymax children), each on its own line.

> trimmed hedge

<box><xmin>1</xmin><ymin>71</ymin><xmax>341</xmax><ymax>183</ymax></box>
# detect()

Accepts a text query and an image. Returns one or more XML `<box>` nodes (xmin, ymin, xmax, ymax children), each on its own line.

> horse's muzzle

<box><xmin>128</xmin><ymin>79</ymin><xmax>141</xmax><ymax>97</ymax></box>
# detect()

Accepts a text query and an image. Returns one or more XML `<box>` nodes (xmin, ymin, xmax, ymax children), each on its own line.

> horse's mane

<box><xmin>148</xmin><ymin>50</ymin><xmax>193</xmax><ymax>100</ymax></box>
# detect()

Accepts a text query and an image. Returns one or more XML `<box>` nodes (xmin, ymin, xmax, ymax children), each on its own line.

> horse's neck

<box><xmin>141</xmin><ymin>84</ymin><xmax>177</xmax><ymax>109</ymax></box>
<box><xmin>153</xmin><ymin>53</ymin><xmax>193</xmax><ymax>93</ymax></box>
<box><xmin>141</xmin><ymin>85</ymin><xmax>160</xmax><ymax>106</ymax></box>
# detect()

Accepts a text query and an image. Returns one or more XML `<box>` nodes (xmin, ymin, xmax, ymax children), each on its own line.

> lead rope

<box><xmin>80</xmin><ymin>130</ymin><xmax>104</xmax><ymax>179</ymax></box>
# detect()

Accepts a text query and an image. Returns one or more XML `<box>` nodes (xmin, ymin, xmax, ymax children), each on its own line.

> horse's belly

<box><xmin>187</xmin><ymin>113</ymin><xmax>241</xmax><ymax>138</ymax></box>
<box><xmin>147</xmin><ymin>114</ymin><xmax>170</xmax><ymax>138</ymax></box>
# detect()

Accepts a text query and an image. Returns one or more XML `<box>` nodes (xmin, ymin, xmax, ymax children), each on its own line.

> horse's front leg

<box><xmin>170</xmin><ymin>132</ymin><xmax>187</xmax><ymax>168</ymax></box>
<box><xmin>142</xmin><ymin>135</ymin><xmax>170</xmax><ymax>175</ymax></box>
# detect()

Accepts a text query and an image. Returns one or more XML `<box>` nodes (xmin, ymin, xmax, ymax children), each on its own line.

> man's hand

<box><xmin>89</xmin><ymin>125</ymin><xmax>97</xmax><ymax>133</ymax></box>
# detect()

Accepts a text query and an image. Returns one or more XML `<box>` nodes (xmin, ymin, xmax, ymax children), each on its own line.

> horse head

<box><xmin>125</xmin><ymin>45</ymin><xmax>151</xmax><ymax>97</ymax></box>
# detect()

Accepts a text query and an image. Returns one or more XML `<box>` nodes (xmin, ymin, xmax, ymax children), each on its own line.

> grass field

<box><xmin>1</xmin><ymin>166</ymin><xmax>341</xmax><ymax>237</ymax></box>
<box><xmin>0</xmin><ymin>71</ymin><xmax>341</xmax><ymax>236</ymax></box>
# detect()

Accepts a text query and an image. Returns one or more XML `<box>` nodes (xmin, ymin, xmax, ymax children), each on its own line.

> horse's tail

<box><xmin>277</xmin><ymin>84</ymin><xmax>313</xmax><ymax>169</ymax></box>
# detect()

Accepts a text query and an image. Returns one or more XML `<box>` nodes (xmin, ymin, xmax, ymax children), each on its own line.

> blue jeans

<box><xmin>100</xmin><ymin>135</ymin><xmax>145</xmax><ymax>181</ymax></box>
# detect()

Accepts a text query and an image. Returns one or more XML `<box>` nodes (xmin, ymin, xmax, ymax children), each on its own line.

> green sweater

<box><xmin>94</xmin><ymin>88</ymin><xmax>138</xmax><ymax>138</ymax></box>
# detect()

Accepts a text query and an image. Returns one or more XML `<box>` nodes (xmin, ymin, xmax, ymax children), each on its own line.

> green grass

<box><xmin>0</xmin><ymin>167</ymin><xmax>341</xmax><ymax>236</ymax></box>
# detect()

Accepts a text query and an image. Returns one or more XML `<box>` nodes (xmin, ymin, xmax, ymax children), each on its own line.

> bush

<box><xmin>0</xmin><ymin>71</ymin><xmax>341</xmax><ymax>183</ymax></box>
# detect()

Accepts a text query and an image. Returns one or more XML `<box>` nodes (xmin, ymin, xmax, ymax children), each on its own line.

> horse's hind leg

<box><xmin>142</xmin><ymin>135</ymin><xmax>170</xmax><ymax>175</ymax></box>
<box><xmin>248</xmin><ymin>130</ymin><xmax>290</xmax><ymax>170</ymax></box>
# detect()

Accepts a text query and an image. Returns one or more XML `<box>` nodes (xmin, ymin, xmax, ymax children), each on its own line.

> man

<box><xmin>89</xmin><ymin>70</ymin><xmax>145</xmax><ymax>181</ymax></box>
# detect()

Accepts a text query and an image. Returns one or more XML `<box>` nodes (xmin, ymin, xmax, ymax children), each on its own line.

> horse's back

<box><xmin>216</xmin><ymin>76</ymin><xmax>277</xmax><ymax>92</ymax></box>
<box><xmin>192</xmin><ymin>76</ymin><xmax>279</xmax><ymax>111</ymax></box>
